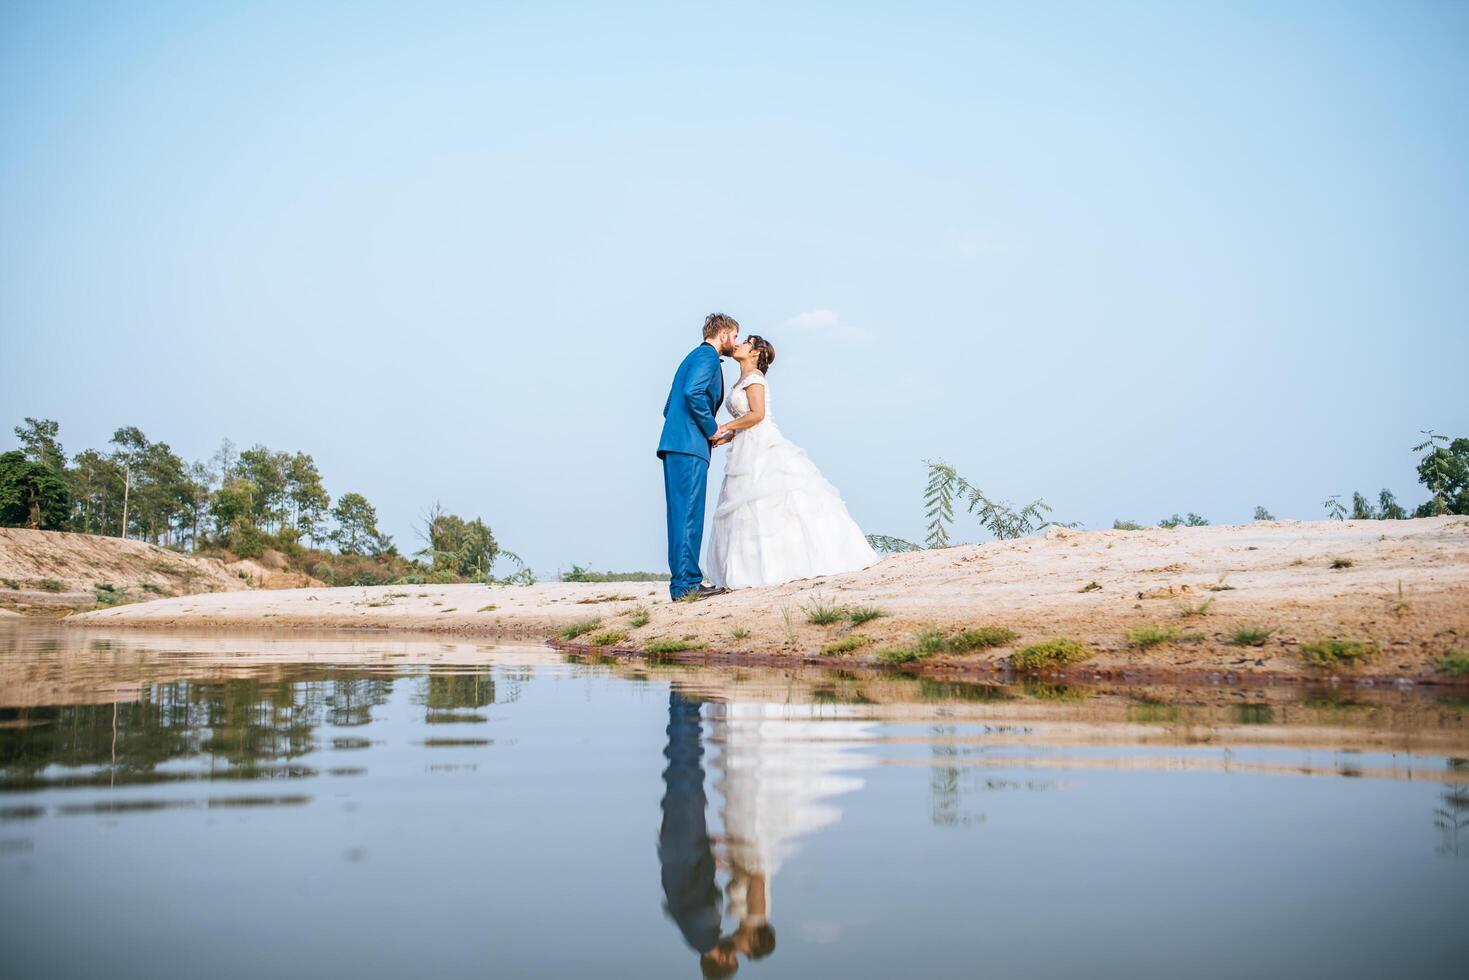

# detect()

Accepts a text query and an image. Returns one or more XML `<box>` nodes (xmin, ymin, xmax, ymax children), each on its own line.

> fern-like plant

<box><xmin>865</xmin><ymin>534</ymin><xmax>924</xmax><ymax>553</ymax></box>
<box><xmin>923</xmin><ymin>460</ymin><xmax>1056</xmax><ymax>546</ymax></box>
<box><xmin>1414</xmin><ymin>429</ymin><xmax>1452</xmax><ymax>515</ymax></box>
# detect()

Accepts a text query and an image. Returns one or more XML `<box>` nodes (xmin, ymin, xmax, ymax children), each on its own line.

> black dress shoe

<box><xmin>690</xmin><ymin>585</ymin><xmax>729</xmax><ymax>601</ymax></box>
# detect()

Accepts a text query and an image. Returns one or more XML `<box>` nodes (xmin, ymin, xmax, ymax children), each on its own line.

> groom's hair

<box><xmin>702</xmin><ymin>312</ymin><xmax>739</xmax><ymax>340</ymax></box>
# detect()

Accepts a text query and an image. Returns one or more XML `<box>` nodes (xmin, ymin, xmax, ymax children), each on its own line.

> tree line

<box><xmin>0</xmin><ymin>417</ymin><xmax>526</xmax><ymax>587</ymax></box>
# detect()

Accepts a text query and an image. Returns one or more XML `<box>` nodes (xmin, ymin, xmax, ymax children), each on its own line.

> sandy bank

<box><xmin>64</xmin><ymin>517</ymin><xmax>1469</xmax><ymax>681</ymax></box>
<box><xmin>0</xmin><ymin>527</ymin><xmax>251</xmax><ymax>614</ymax></box>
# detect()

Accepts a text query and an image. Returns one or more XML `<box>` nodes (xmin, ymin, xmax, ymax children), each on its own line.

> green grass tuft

<box><xmin>645</xmin><ymin>639</ymin><xmax>706</xmax><ymax>654</ymax></box>
<box><xmin>1125</xmin><ymin>624</ymin><xmax>1178</xmax><ymax>648</ymax></box>
<box><xmin>946</xmin><ymin>626</ymin><xmax>1019</xmax><ymax>651</ymax></box>
<box><xmin>1229</xmin><ymin>625</ymin><xmax>1274</xmax><ymax>647</ymax></box>
<box><xmin>847</xmin><ymin>606</ymin><xmax>886</xmax><ymax>626</ymax></box>
<box><xmin>1011</xmin><ymin>637</ymin><xmax>1092</xmax><ymax>670</ymax></box>
<box><xmin>1329</xmin><ymin>557</ymin><xmax>1354</xmax><ymax>569</ymax></box>
<box><xmin>559</xmin><ymin>618</ymin><xmax>602</xmax><ymax>641</ymax></box>
<box><xmin>1175</xmin><ymin>598</ymin><xmax>1215</xmax><ymax>618</ymax></box>
<box><xmin>1079</xmin><ymin>581</ymin><xmax>1101</xmax><ymax>593</ymax></box>
<box><xmin>822</xmin><ymin>634</ymin><xmax>871</xmax><ymax>655</ymax></box>
<box><xmin>627</xmin><ymin>605</ymin><xmax>652</xmax><ymax>628</ymax></box>
<box><xmin>730</xmin><ymin>626</ymin><xmax>751</xmax><ymax>641</ymax></box>
<box><xmin>476</xmin><ymin>604</ymin><xmax>498</xmax><ymax>613</ymax></box>
<box><xmin>38</xmin><ymin>578</ymin><xmax>63</xmax><ymax>592</ymax></box>
<box><xmin>1436</xmin><ymin>651</ymin><xmax>1469</xmax><ymax>677</ymax></box>
<box><xmin>803</xmin><ymin>597</ymin><xmax>849</xmax><ymax>625</ymax></box>
<box><xmin>1112</xmin><ymin>520</ymin><xmax>1144</xmax><ymax>531</ymax></box>
<box><xmin>1299</xmin><ymin>637</ymin><xmax>1378</xmax><ymax>670</ymax></box>
<box><xmin>588</xmin><ymin>630</ymin><xmax>627</xmax><ymax>647</ymax></box>
<box><xmin>877</xmin><ymin>646</ymin><xmax>923</xmax><ymax>665</ymax></box>
<box><xmin>875</xmin><ymin>628</ymin><xmax>947</xmax><ymax>665</ymax></box>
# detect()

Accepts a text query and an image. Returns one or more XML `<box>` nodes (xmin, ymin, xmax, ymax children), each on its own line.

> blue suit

<box><xmin>658</xmin><ymin>691</ymin><xmax>720</xmax><ymax>955</ymax></box>
<box><xmin>657</xmin><ymin>343</ymin><xmax>724</xmax><ymax>599</ymax></box>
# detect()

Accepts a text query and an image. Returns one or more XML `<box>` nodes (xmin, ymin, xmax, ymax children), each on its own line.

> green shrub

<box><xmin>1011</xmin><ymin>637</ymin><xmax>1092</xmax><ymax>670</ymax></box>
<box><xmin>646</xmin><ymin>639</ymin><xmax>705</xmax><ymax>654</ymax></box>
<box><xmin>627</xmin><ymin>606</ymin><xmax>652</xmax><ymax>628</ymax></box>
<box><xmin>1125</xmin><ymin>624</ymin><xmax>1177</xmax><ymax>648</ymax></box>
<box><xmin>38</xmin><ymin>578</ymin><xmax>63</xmax><ymax>592</ymax></box>
<box><xmin>946</xmin><ymin>626</ymin><xmax>1019</xmax><ymax>651</ymax></box>
<box><xmin>1229</xmin><ymin>626</ymin><xmax>1274</xmax><ymax>647</ymax></box>
<box><xmin>1112</xmin><ymin>520</ymin><xmax>1144</xmax><ymax>531</ymax></box>
<box><xmin>588</xmin><ymin>630</ymin><xmax>627</xmax><ymax>647</ymax></box>
<box><xmin>822</xmin><ymin>634</ymin><xmax>870</xmax><ymax>655</ymax></box>
<box><xmin>559</xmin><ymin>618</ymin><xmax>601</xmax><ymax>641</ymax></box>
<box><xmin>1436</xmin><ymin>651</ymin><xmax>1469</xmax><ymax>677</ymax></box>
<box><xmin>1299</xmin><ymin>638</ymin><xmax>1378</xmax><ymax>670</ymax></box>
<box><xmin>847</xmin><ymin>606</ymin><xmax>886</xmax><ymax>626</ymax></box>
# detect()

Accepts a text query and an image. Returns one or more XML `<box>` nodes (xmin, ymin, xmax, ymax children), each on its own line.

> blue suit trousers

<box><xmin>662</xmin><ymin>451</ymin><xmax>709</xmax><ymax>599</ymax></box>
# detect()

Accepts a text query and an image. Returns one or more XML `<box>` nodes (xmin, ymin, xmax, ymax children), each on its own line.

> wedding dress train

<box><xmin>704</xmin><ymin>371</ymin><xmax>877</xmax><ymax>589</ymax></box>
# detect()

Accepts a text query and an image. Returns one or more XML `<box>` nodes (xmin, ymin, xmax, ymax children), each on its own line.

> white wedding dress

<box><xmin>705</xmin><ymin>371</ymin><xmax>878</xmax><ymax>589</ymax></box>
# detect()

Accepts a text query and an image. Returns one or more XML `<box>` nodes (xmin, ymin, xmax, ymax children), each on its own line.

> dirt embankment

<box><xmin>0</xmin><ymin>528</ymin><xmax>253</xmax><ymax>614</ymax></box>
<box><xmin>63</xmin><ymin>517</ymin><xmax>1469</xmax><ymax>682</ymax></box>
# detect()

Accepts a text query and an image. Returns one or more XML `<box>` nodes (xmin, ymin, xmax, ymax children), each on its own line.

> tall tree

<box><xmin>14</xmin><ymin>418</ymin><xmax>66</xmax><ymax>473</ymax></box>
<box><xmin>416</xmin><ymin>502</ymin><xmax>498</xmax><ymax>578</ymax></box>
<box><xmin>109</xmin><ymin>427</ymin><xmax>149</xmax><ymax>539</ymax></box>
<box><xmin>285</xmin><ymin>452</ymin><xmax>330</xmax><ymax>544</ymax></box>
<box><xmin>68</xmin><ymin>449</ymin><xmax>122</xmax><ymax>535</ymax></box>
<box><xmin>236</xmin><ymin>445</ymin><xmax>289</xmax><ymax>531</ymax></box>
<box><xmin>331</xmin><ymin>492</ymin><xmax>387</xmax><ymax>556</ymax></box>
<box><xmin>1414</xmin><ymin>435</ymin><xmax>1469</xmax><ymax>517</ymax></box>
<box><xmin>0</xmin><ymin>451</ymin><xmax>70</xmax><ymax>529</ymax></box>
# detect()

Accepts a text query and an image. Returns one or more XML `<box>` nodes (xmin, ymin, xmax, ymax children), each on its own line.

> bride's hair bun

<box><xmin>748</xmin><ymin>335</ymin><xmax>775</xmax><ymax>373</ymax></box>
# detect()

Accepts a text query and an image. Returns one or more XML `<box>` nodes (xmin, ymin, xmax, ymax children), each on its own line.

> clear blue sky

<box><xmin>3</xmin><ymin>1</ymin><xmax>1466</xmax><ymax>575</ymax></box>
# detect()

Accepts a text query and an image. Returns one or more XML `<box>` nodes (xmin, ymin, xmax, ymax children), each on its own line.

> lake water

<box><xmin>1</xmin><ymin>622</ymin><xmax>1466</xmax><ymax>979</ymax></box>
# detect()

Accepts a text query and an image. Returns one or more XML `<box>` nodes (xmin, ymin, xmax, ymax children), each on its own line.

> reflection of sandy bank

<box><xmin>3</xmin><ymin>623</ymin><xmax>1468</xmax><ymax>772</ymax></box>
<box><xmin>56</xmin><ymin>517</ymin><xmax>1469</xmax><ymax>680</ymax></box>
<box><xmin>0</xmin><ymin>624</ymin><xmax>560</xmax><ymax>707</ymax></box>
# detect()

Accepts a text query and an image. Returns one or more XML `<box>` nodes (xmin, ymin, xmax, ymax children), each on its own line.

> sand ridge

<box><xmin>60</xmin><ymin>517</ymin><xmax>1469</xmax><ymax>681</ymax></box>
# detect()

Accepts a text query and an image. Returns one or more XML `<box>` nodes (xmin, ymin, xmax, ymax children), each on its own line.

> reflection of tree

<box><xmin>1436</xmin><ymin>758</ymin><xmax>1469</xmax><ymax>859</ymax></box>
<box><xmin>0</xmin><ymin>671</ymin><xmax>393</xmax><ymax>787</ymax></box>
<box><xmin>327</xmin><ymin>677</ymin><xmax>394</xmax><ymax>728</ymax></box>
<box><xmin>418</xmin><ymin>672</ymin><xmax>496</xmax><ymax>711</ymax></box>
<box><xmin>929</xmin><ymin>725</ymin><xmax>985</xmax><ymax>828</ymax></box>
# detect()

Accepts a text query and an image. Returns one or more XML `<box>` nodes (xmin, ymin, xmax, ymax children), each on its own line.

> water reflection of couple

<box><xmin>658</xmin><ymin>689</ymin><xmax>872</xmax><ymax>977</ymax></box>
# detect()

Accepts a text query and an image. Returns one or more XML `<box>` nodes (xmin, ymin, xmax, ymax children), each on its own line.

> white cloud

<box><xmin>783</xmin><ymin>309</ymin><xmax>873</xmax><ymax>341</ymax></box>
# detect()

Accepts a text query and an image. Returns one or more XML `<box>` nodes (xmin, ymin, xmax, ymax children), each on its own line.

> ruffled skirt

<box><xmin>705</xmin><ymin>421</ymin><xmax>878</xmax><ymax>589</ymax></box>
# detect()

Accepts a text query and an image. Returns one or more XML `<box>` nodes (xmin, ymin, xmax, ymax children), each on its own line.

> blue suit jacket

<box><xmin>657</xmin><ymin>343</ymin><xmax>724</xmax><ymax>461</ymax></box>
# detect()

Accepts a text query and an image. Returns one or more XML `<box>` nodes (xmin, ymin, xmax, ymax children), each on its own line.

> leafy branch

<box><xmin>866</xmin><ymin>534</ymin><xmax>925</xmax><ymax>554</ymax></box>
<box><xmin>923</xmin><ymin>460</ymin><xmax>1059</xmax><ymax>547</ymax></box>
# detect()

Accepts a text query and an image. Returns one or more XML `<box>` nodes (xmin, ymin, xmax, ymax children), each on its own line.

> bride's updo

<box><xmin>748</xmin><ymin>335</ymin><xmax>776</xmax><ymax>373</ymax></box>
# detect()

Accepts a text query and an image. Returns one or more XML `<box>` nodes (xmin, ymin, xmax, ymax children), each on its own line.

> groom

<box><xmin>657</xmin><ymin>312</ymin><xmax>740</xmax><ymax>601</ymax></box>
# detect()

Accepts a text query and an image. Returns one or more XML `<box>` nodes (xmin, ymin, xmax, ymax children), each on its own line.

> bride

<box><xmin>704</xmin><ymin>335</ymin><xmax>877</xmax><ymax>589</ymax></box>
